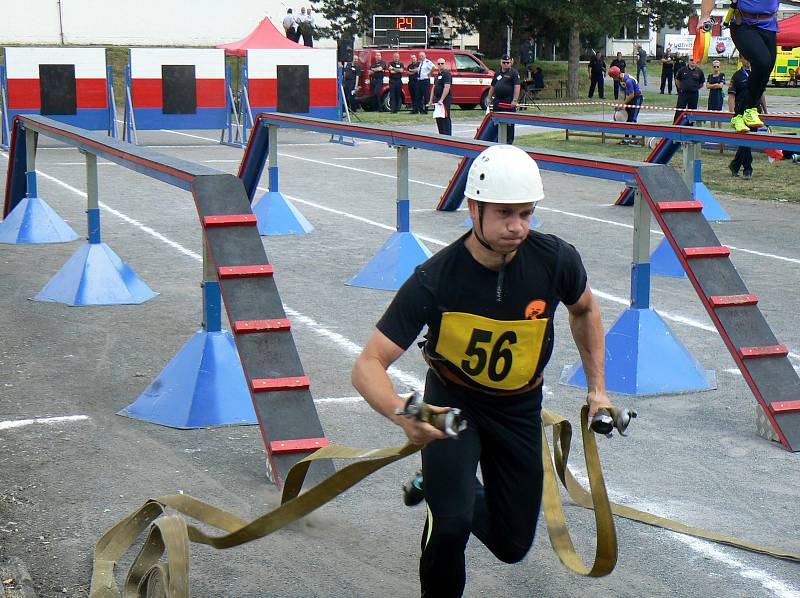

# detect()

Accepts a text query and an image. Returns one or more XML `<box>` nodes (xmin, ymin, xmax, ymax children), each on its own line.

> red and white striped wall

<box><xmin>129</xmin><ymin>48</ymin><xmax>226</xmax><ymax>130</ymax></box>
<box><xmin>246</xmin><ymin>48</ymin><xmax>337</xmax><ymax>119</ymax></box>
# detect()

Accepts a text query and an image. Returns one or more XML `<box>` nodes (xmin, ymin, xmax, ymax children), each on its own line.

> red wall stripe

<box><xmin>131</xmin><ymin>78</ymin><xmax>225</xmax><ymax>108</ymax></box>
<box><xmin>6</xmin><ymin>78</ymin><xmax>107</xmax><ymax>109</ymax></box>
<box><xmin>249</xmin><ymin>78</ymin><xmax>336</xmax><ymax>108</ymax></box>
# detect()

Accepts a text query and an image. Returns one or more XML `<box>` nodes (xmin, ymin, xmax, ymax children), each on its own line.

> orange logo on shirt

<box><xmin>525</xmin><ymin>299</ymin><xmax>547</xmax><ymax>320</ymax></box>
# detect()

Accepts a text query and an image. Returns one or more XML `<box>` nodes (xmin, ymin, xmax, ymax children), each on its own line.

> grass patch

<box><xmin>514</xmin><ymin>130</ymin><xmax>799</xmax><ymax>203</ymax></box>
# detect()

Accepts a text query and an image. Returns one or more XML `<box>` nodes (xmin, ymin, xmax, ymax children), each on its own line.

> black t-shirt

<box><xmin>389</xmin><ymin>61</ymin><xmax>404</xmax><ymax>81</ymax></box>
<box><xmin>491</xmin><ymin>68</ymin><xmax>521</xmax><ymax>103</ymax></box>
<box><xmin>661</xmin><ymin>56</ymin><xmax>674</xmax><ymax>74</ymax></box>
<box><xmin>729</xmin><ymin>68</ymin><xmax>750</xmax><ymax>97</ymax></box>
<box><xmin>343</xmin><ymin>63</ymin><xmax>360</xmax><ymax>83</ymax></box>
<box><xmin>611</xmin><ymin>58</ymin><xmax>626</xmax><ymax>73</ymax></box>
<box><xmin>370</xmin><ymin>60</ymin><xmax>387</xmax><ymax>82</ymax></box>
<box><xmin>589</xmin><ymin>58</ymin><xmax>606</xmax><ymax>76</ymax></box>
<box><xmin>707</xmin><ymin>73</ymin><xmax>725</xmax><ymax>95</ymax></box>
<box><xmin>407</xmin><ymin>61</ymin><xmax>420</xmax><ymax>82</ymax></box>
<box><xmin>677</xmin><ymin>66</ymin><xmax>705</xmax><ymax>92</ymax></box>
<box><xmin>377</xmin><ymin>231</ymin><xmax>587</xmax><ymax>393</ymax></box>
<box><xmin>433</xmin><ymin>69</ymin><xmax>452</xmax><ymax>105</ymax></box>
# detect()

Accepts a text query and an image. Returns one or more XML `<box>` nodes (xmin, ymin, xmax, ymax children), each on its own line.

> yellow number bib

<box><xmin>434</xmin><ymin>312</ymin><xmax>548</xmax><ymax>391</ymax></box>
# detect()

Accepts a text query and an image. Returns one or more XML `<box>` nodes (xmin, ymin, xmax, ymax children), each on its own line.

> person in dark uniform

<box><xmin>486</xmin><ymin>54</ymin><xmax>521</xmax><ymax>144</ymax></box>
<box><xmin>352</xmin><ymin>144</ymin><xmax>612</xmax><ymax>598</ymax></box>
<box><xmin>660</xmin><ymin>50</ymin><xmax>674</xmax><ymax>94</ymax></box>
<box><xmin>407</xmin><ymin>54</ymin><xmax>420</xmax><ymax>113</ymax></box>
<box><xmin>388</xmin><ymin>52</ymin><xmax>405</xmax><ymax>113</ymax></box>
<box><xmin>728</xmin><ymin>57</ymin><xmax>766</xmax><ymax>179</ymax></box>
<box><xmin>674</xmin><ymin>57</ymin><xmax>705</xmax><ymax>123</ymax></box>
<box><xmin>701</xmin><ymin>0</ymin><xmax>778</xmax><ymax>132</ymax></box>
<box><xmin>706</xmin><ymin>60</ymin><xmax>726</xmax><ymax>128</ymax></box>
<box><xmin>610</xmin><ymin>52</ymin><xmax>626</xmax><ymax>100</ymax></box>
<box><xmin>369</xmin><ymin>52</ymin><xmax>387</xmax><ymax>112</ymax></box>
<box><xmin>341</xmin><ymin>60</ymin><xmax>361</xmax><ymax>113</ymax></box>
<box><xmin>588</xmin><ymin>51</ymin><xmax>606</xmax><ymax>99</ymax></box>
<box><xmin>430</xmin><ymin>58</ymin><xmax>453</xmax><ymax>135</ymax></box>
<box><xmin>416</xmin><ymin>52</ymin><xmax>435</xmax><ymax>115</ymax></box>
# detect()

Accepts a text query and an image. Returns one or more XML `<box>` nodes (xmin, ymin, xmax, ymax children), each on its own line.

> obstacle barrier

<box><xmin>3</xmin><ymin>115</ymin><xmax>339</xmax><ymax>486</ymax></box>
<box><xmin>123</xmin><ymin>48</ymin><xmax>228</xmax><ymax>143</ymax></box>
<box><xmin>0</xmin><ymin>47</ymin><xmax>117</xmax><ymax>150</ymax></box>
<box><xmin>237</xmin><ymin>114</ymin><xmax>800</xmax><ymax>449</ymax></box>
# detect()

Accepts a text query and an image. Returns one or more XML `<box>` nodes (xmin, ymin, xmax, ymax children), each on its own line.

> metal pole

<box><xmin>498</xmin><ymin>122</ymin><xmax>508</xmax><ymax>144</ymax></box>
<box><xmin>84</xmin><ymin>151</ymin><xmax>101</xmax><ymax>244</ymax></box>
<box><xmin>630</xmin><ymin>187</ymin><xmax>651</xmax><ymax>310</ymax></box>
<box><xmin>268</xmin><ymin>124</ymin><xmax>279</xmax><ymax>193</ymax></box>
<box><xmin>25</xmin><ymin>128</ymin><xmax>37</xmax><ymax>198</ymax></box>
<box><xmin>202</xmin><ymin>237</ymin><xmax>222</xmax><ymax>333</ymax></box>
<box><xmin>396</xmin><ymin>146</ymin><xmax>410</xmax><ymax>233</ymax></box>
<box><xmin>682</xmin><ymin>141</ymin><xmax>698</xmax><ymax>194</ymax></box>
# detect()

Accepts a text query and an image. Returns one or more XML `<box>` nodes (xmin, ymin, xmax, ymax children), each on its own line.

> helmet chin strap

<box><xmin>473</xmin><ymin>202</ymin><xmax>516</xmax><ymax>303</ymax></box>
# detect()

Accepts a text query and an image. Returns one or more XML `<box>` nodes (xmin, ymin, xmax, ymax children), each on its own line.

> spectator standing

<box><xmin>486</xmin><ymin>54</ymin><xmax>521</xmax><ymax>143</ymax></box>
<box><xmin>297</xmin><ymin>7</ymin><xmax>314</xmax><ymax>47</ymax></box>
<box><xmin>407</xmin><ymin>54</ymin><xmax>420</xmax><ymax>113</ymax></box>
<box><xmin>369</xmin><ymin>52</ymin><xmax>387</xmax><ymax>112</ymax></box>
<box><xmin>416</xmin><ymin>52</ymin><xmax>434</xmax><ymax>115</ymax></box>
<box><xmin>660</xmin><ymin>50</ymin><xmax>674</xmax><ymax>94</ymax></box>
<box><xmin>636</xmin><ymin>45</ymin><xmax>648</xmax><ymax>85</ymax></box>
<box><xmin>342</xmin><ymin>60</ymin><xmax>360</xmax><ymax>112</ymax></box>
<box><xmin>430</xmin><ymin>58</ymin><xmax>452</xmax><ymax>135</ymax></box>
<box><xmin>388</xmin><ymin>52</ymin><xmax>405</xmax><ymax>113</ymax></box>
<box><xmin>588</xmin><ymin>51</ymin><xmax>606</xmax><ymax>99</ymax></box>
<box><xmin>282</xmin><ymin>9</ymin><xmax>297</xmax><ymax>41</ymax></box>
<box><xmin>728</xmin><ymin>57</ymin><xmax>766</xmax><ymax>179</ymax></box>
<box><xmin>706</xmin><ymin>59</ymin><xmax>726</xmax><ymax>128</ymax></box>
<box><xmin>674</xmin><ymin>57</ymin><xmax>705</xmax><ymax>123</ymax></box>
<box><xmin>610</xmin><ymin>52</ymin><xmax>626</xmax><ymax>99</ymax></box>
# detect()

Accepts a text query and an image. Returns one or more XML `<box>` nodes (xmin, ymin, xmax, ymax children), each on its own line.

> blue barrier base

<box><xmin>461</xmin><ymin>215</ymin><xmax>542</xmax><ymax>229</ymax></box>
<box><xmin>0</xmin><ymin>197</ymin><xmax>79</xmax><ymax>244</ymax></box>
<box><xmin>347</xmin><ymin>231</ymin><xmax>432</xmax><ymax>291</ymax></box>
<box><xmin>118</xmin><ymin>329</ymin><xmax>256</xmax><ymax>429</ymax></box>
<box><xmin>32</xmin><ymin>242</ymin><xmax>158</xmax><ymax>305</ymax></box>
<box><xmin>650</xmin><ymin>238</ymin><xmax>687</xmax><ymax>278</ymax></box>
<box><xmin>253</xmin><ymin>191</ymin><xmax>314</xmax><ymax>236</ymax></box>
<box><xmin>560</xmin><ymin>307</ymin><xmax>716</xmax><ymax>395</ymax></box>
<box><xmin>695</xmin><ymin>182</ymin><xmax>731</xmax><ymax>222</ymax></box>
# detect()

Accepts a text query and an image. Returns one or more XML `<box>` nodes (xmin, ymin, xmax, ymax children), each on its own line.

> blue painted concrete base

<box><xmin>650</xmin><ymin>238</ymin><xmax>687</xmax><ymax>279</ymax></box>
<box><xmin>560</xmin><ymin>307</ymin><xmax>716</xmax><ymax>395</ymax></box>
<box><xmin>32</xmin><ymin>242</ymin><xmax>158</xmax><ymax>306</ymax></box>
<box><xmin>253</xmin><ymin>191</ymin><xmax>314</xmax><ymax>236</ymax></box>
<box><xmin>461</xmin><ymin>215</ymin><xmax>542</xmax><ymax>229</ymax></box>
<box><xmin>0</xmin><ymin>197</ymin><xmax>79</xmax><ymax>244</ymax></box>
<box><xmin>347</xmin><ymin>231</ymin><xmax>432</xmax><ymax>291</ymax></box>
<box><xmin>119</xmin><ymin>329</ymin><xmax>256</xmax><ymax>429</ymax></box>
<box><xmin>695</xmin><ymin>182</ymin><xmax>731</xmax><ymax>222</ymax></box>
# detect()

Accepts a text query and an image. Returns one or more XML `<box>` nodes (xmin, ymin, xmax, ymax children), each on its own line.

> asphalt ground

<box><xmin>0</xmin><ymin>115</ymin><xmax>799</xmax><ymax>598</ymax></box>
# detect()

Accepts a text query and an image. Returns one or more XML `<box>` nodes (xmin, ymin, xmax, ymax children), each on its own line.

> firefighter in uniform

<box><xmin>369</xmin><ymin>52</ymin><xmax>388</xmax><ymax>112</ymax></box>
<box><xmin>430</xmin><ymin>58</ymin><xmax>453</xmax><ymax>135</ymax></box>
<box><xmin>486</xmin><ymin>54</ymin><xmax>521</xmax><ymax>144</ymax></box>
<box><xmin>388</xmin><ymin>52</ymin><xmax>405</xmax><ymax>113</ymax></box>
<box><xmin>352</xmin><ymin>144</ymin><xmax>612</xmax><ymax>598</ymax></box>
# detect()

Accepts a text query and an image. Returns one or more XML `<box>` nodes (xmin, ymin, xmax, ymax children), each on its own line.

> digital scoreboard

<box><xmin>372</xmin><ymin>15</ymin><xmax>428</xmax><ymax>47</ymax></box>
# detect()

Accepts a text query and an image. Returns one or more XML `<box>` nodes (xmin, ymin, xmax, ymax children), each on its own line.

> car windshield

<box><xmin>454</xmin><ymin>54</ymin><xmax>484</xmax><ymax>73</ymax></box>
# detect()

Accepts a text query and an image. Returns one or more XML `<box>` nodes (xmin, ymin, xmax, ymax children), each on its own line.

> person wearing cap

<box><xmin>430</xmin><ymin>58</ymin><xmax>453</xmax><ymax>135</ymax></box>
<box><xmin>706</xmin><ymin>60</ymin><xmax>726</xmax><ymax>128</ymax></box>
<box><xmin>486</xmin><ymin>54</ymin><xmax>521</xmax><ymax>143</ymax></box>
<box><xmin>352</xmin><ymin>144</ymin><xmax>612</xmax><ymax>598</ymax></box>
<box><xmin>608</xmin><ymin>66</ymin><xmax>644</xmax><ymax>145</ymax></box>
<box><xmin>674</xmin><ymin>57</ymin><xmax>705</xmax><ymax>124</ymax></box>
<box><xmin>610</xmin><ymin>52</ymin><xmax>627</xmax><ymax>100</ymax></box>
<box><xmin>700</xmin><ymin>0</ymin><xmax>778</xmax><ymax>132</ymax></box>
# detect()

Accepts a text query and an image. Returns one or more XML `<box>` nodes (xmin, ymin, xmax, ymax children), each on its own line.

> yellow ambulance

<box><xmin>771</xmin><ymin>45</ymin><xmax>800</xmax><ymax>87</ymax></box>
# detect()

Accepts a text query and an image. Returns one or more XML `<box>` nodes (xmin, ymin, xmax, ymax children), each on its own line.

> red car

<box><xmin>355</xmin><ymin>48</ymin><xmax>495</xmax><ymax>111</ymax></box>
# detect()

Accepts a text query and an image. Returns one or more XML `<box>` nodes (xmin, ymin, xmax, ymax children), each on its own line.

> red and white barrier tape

<box><xmin>514</xmin><ymin>100</ymin><xmax>800</xmax><ymax>116</ymax></box>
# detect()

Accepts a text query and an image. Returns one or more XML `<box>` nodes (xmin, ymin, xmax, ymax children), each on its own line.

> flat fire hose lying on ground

<box><xmin>89</xmin><ymin>406</ymin><xmax>800</xmax><ymax>597</ymax></box>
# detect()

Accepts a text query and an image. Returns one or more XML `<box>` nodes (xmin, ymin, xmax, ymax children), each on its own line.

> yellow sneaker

<box><xmin>731</xmin><ymin>114</ymin><xmax>749</xmax><ymax>133</ymax></box>
<box><xmin>743</xmin><ymin>108</ymin><xmax>765</xmax><ymax>129</ymax></box>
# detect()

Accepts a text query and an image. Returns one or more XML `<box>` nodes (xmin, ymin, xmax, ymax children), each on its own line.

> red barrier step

<box><xmin>656</xmin><ymin>201</ymin><xmax>704</xmax><ymax>213</ymax></box>
<box><xmin>709</xmin><ymin>294</ymin><xmax>759</xmax><ymax>307</ymax></box>
<box><xmin>739</xmin><ymin>344</ymin><xmax>789</xmax><ymax>359</ymax></box>
<box><xmin>251</xmin><ymin>376</ymin><xmax>310</xmax><ymax>392</ymax></box>
<box><xmin>203</xmin><ymin>214</ymin><xmax>258</xmax><ymax>227</ymax></box>
<box><xmin>234</xmin><ymin>318</ymin><xmax>291</xmax><ymax>334</ymax></box>
<box><xmin>769</xmin><ymin>400</ymin><xmax>800</xmax><ymax>414</ymax></box>
<box><xmin>270</xmin><ymin>437</ymin><xmax>329</xmax><ymax>454</ymax></box>
<box><xmin>683</xmin><ymin>246</ymin><xmax>731</xmax><ymax>259</ymax></box>
<box><xmin>218</xmin><ymin>264</ymin><xmax>274</xmax><ymax>279</ymax></box>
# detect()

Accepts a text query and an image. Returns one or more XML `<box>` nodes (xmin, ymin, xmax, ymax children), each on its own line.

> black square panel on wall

<box><xmin>277</xmin><ymin>65</ymin><xmax>310</xmax><ymax>113</ymax></box>
<box><xmin>39</xmin><ymin>64</ymin><xmax>77</xmax><ymax>115</ymax></box>
<box><xmin>162</xmin><ymin>65</ymin><xmax>197</xmax><ymax>115</ymax></box>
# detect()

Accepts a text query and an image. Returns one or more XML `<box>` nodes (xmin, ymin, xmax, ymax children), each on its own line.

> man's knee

<box><xmin>425</xmin><ymin>513</ymin><xmax>472</xmax><ymax>553</ymax></box>
<box><xmin>490</xmin><ymin>539</ymin><xmax>533</xmax><ymax>564</ymax></box>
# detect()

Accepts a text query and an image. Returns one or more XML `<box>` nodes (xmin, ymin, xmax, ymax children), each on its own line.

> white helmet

<box><xmin>465</xmin><ymin>145</ymin><xmax>544</xmax><ymax>204</ymax></box>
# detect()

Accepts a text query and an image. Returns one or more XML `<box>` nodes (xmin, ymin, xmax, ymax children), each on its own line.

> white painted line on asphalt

<box><xmin>332</xmin><ymin>156</ymin><xmax>396</xmax><ymax>160</ymax></box>
<box><xmin>314</xmin><ymin>396</ymin><xmax>366</xmax><ymax>404</ymax></box>
<box><xmin>49</xmin><ymin>162</ymin><xmax>117</xmax><ymax>166</ymax></box>
<box><xmin>0</xmin><ymin>415</ymin><xmax>90</xmax><ymax>431</ymax></box>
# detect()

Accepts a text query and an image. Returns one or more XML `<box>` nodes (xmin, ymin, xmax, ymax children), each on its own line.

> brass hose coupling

<box><xmin>395</xmin><ymin>392</ymin><xmax>468</xmax><ymax>439</ymax></box>
<box><xmin>589</xmin><ymin>406</ymin><xmax>638</xmax><ymax>438</ymax></box>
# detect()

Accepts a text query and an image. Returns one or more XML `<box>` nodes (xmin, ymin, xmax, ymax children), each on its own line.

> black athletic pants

<box><xmin>674</xmin><ymin>91</ymin><xmax>699</xmax><ymax>124</ymax></box>
<box><xmin>588</xmin><ymin>75</ymin><xmax>605</xmax><ymax>99</ymax></box>
<box><xmin>419</xmin><ymin>372</ymin><xmax>543</xmax><ymax>597</ymax></box>
<box><xmin>730</xmin><ymin>146</ymin><xmax>753</xmax><ymax>175</ymax></box>
<box><xmin>390</xmin><ymin>79</ymin><xmax>404</xmax><ymax>112</ymax></box>
<box><xmin>660</xmin><ymin>70</ymin><xmax>673</xmax><ymax>94</ymax></box>
<box><xmin>730</xmin><ymin>23</ymin><xmax>777</xmax><ymax>115</ymax></box>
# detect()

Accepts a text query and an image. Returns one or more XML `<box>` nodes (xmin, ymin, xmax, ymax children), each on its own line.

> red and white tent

<box><xmin>777</xmin><ymin>14</ymin><xmax>800</xmax><ymax>47</ymax></box>
<box><xmin>217</xmin><ymin>17</ymin><xmax>310</xmax><ymax>55</ymax></box>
